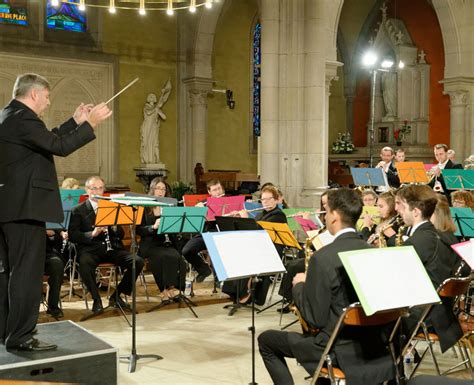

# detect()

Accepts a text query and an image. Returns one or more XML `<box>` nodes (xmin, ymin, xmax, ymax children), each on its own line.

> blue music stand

<box><xmin>46</xmin><ymin>198</ymin><xmax>75</xmax><ymax>230</ymax></box>
<box><xmin>350</xmin><ymin>167</ymin><xmax>388</xmax><ymax>188</ymax></box>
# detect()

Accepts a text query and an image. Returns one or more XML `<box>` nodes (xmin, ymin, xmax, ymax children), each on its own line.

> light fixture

<box><xmin>205</xmin><ymin>0</ymin><xmax>212</xmax><ymax>9</ymax></box>
<box><xmin>381</xmin><ymin>59</ymin><xmax>394</xmax><ymax>68</ymax></box>
<box><xmin>189</xmin><ymin>0</ymin><xmax>196</xmax><ymax>13</ymax></box>
<box><xmin>78</xmin><ymin>0</ymin><xmax>85</xmax><ymax>11</ymax></box>
<box><xmin>226</xmin><ymin>90</ymin><xmax>235</xmax><ymax>109</ymax></box>
<box><xmin>51</xmin><ymin>0</ymin><xmax>59</xmax><ymax>6</ymax></box>
<box><xmin>362</xmin><ymin>51</ymin><xmax>377</xmax><ymax>67</ymax></box>
<box><xmin>166</xmin><ymin>0</ymin><xmax>174</xmax><ymax>15</ymax></box>
<box><xmin>139</xmin><ymin>0</ymin><xmax>146</xmax><ymax>15</ymax></box>
<box><xmin>108</xmin><ymin>0</ymin><xmax>116</xmax><ymax>13</ymax></box>
<box><xmin>398</xmin><ymin>60</ymin><xmax>405</xmax><ymax>69</ymax></box>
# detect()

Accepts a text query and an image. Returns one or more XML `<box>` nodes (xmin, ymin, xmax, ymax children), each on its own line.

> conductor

<box><xmin>0</xmin><ymin>73</ymin><xmax>112</xmax><ymax>352</ymax></box>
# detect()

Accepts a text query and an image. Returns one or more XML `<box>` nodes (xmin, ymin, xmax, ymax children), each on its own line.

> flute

<box><xmin>222</xmin><ymin>206</ymin><xmax>270</xmax><ymax>217</ymax></box>
<box><xmin>286</xmin><ymin>211</ymin><xmax>326</xmax><ymax>218</ymax></box>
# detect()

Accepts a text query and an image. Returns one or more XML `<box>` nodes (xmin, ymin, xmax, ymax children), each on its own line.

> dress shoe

<box><xmin>196</xmin><ymin>267</ymin><xmax>211</xmax><ymax>283</ymax></box>
<box><xmin>47</xmin><ymin>307</ymin><xmax>64</xmax><ymax>319</ymax></box>
<box><xmin>277</xmin><ymin>303</ymin><xmax>291</xmax><ymax>314</ymax></box>
<box><xmin>7</xmin><ymin>338</ymin><xmax>57</xmax><ymax>352</ymax></box>
<box><xmin>92</xmin><ymin>299</ymin><xmax>104</xmax><ymax>314</ymax></box>
<box><xmin>109</xmin><ymin>293</ymin><xmax>131</xmax><ymax>311</ymax></box>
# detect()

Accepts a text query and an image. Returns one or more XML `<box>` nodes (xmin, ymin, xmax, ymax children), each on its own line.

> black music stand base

<box><xmin>248</xmin><ymin>276</ymin><xmax>259</xmax><ymax>385</ymax></box>
<box><xmin>80</xmin><ymin>289</ymin><xmax>132</xmax><ymax>327</ymax></box>
<box><xmin>120</xmin><ymin>351</ymin><xmax>163</xmax><ymax>373</ymax></box>
<box><xmin>147</xmin><ymin>293</ymin><xmax>198</xmax><ymax>318</ymax></box>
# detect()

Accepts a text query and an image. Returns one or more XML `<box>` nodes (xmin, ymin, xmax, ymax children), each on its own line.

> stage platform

<box><xmin>0</xmin><ymin>321</ymin><xmax>117</xmax><ymax>385</ymax></box>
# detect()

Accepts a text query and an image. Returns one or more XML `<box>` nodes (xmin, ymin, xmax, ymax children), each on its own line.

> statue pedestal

<box><xmin>134</xmin><ymin>164</ymin><xmax>168</xmax><ymax>193</ymax></box>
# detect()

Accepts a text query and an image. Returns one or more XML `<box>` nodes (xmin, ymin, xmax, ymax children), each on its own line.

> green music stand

<box><xmin>450</xmin><ymin>207</ymin><xmax>474</xmax><ymax>238</ymax></box>
<box><xmin>442</xmin><ymin>169</ymin><xmax>474</xmax><ymax>190</ymax></box>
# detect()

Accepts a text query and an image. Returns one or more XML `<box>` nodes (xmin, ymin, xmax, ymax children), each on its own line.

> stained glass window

<box><xmin>46</xmin><ymin>0</ymin><xmax>86</xmax><ymax>33</ymax></box>
<box><xmin>252</xmin><ymin>22</ymin><xmax>261</xmax><ymax>137</ymax></box>
<box><xmin>0</xmin><ymin>0</ymin><xmax>28</xmax><ymax>26</ymax></box>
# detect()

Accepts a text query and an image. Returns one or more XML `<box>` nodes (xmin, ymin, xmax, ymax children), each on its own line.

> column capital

<box><xmin>443</xmin><ymin>89</ymin><xmax>469</xmax><ymax>107</ymax></box>
<box><xmin>184</xmin><ymin>77</ymin><xmax>213</xmax><ymax>107</ymax></box>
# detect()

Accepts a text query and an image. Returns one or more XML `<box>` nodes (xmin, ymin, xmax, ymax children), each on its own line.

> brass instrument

<box><xmin>367</xmin><ymin>215</ymin><xmax>400</xmax><ymax>248</ymax></box>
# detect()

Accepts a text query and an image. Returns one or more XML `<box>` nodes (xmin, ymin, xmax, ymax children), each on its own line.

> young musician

<box><xmin>429</xmin><ymin>144</ymin><xmax>462</xmax><ymax>200</ymax></box>
<box><xmin>361</xmin><ymin>189</ymin><xmax>378</xmax><ymax>207</ymax></box>
<box><xmin>395</xmin><ymin>148</ymin><xmax>406</xmax><ymax>163</ymax></box>
<box><xmin>376</xmin><ymin>146</ymin><xmax>400</xmax><ymax>189</ymax></box>
<box><xmin>182</xmin><ymin>179</ymin><xmax>224</xmax><ymax>282</ymax></box>
<box><xmin>0</xmin><ymin>73</ymin><xmax>111</xmax><ymax>352</ymax></box>
<box><xmin>258</xmin><ymin>188</ymin><xmax>396</xmax><ymax>385</ymax></box>
<box><xmin>68</xmin><ymin>176</ymin><xmax>144</xmax><ymax>314</ymax></box>
<box><xmin>395</xmin><ymin>185</ymin><xmax>463</xmax><ymax>352</ymax></box>
<box><xmin>137</xmin><ymin>177</ymin><xmax>186</xmax><ymax>303</ymax></box>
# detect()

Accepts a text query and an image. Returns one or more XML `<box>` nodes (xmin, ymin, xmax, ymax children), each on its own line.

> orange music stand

<box><xmin>396</xmin><ymin>162</ymin><xmax>429</xmax><ymax>184</ymax></box>
<box><xmin>95</xmin><ymin>199</ymin><xmax>144</xmax><ymax>227</ymax></box>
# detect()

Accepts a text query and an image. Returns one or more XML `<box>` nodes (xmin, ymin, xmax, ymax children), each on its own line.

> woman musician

<box><xmin>222</xmin><ymin>185</ymin><xmax>287</xmax><ymax>305</ymax></box>
<box><xmin>361</xmin><ymin>191</ymin><xmax>400</xmax><ymax>247</ymax></box>
<box><xmin>137</xmin><ymin>177</ymin><xmax>186</xmax><ymax>304</ymax></box>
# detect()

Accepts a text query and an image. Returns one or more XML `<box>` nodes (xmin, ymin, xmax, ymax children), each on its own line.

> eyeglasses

<box><xmin>261</xmin><ymin>197</ymin><xmax>275</xmax><ymax>202</ymax></box>
<box><xmin>87</xmin><ymin>186</ymin><xmax>105</xmax><ymax>191</ymax></box>
<box><xmin>154</xmin><ymin>187</ymin><xmax>167</xmax><ymax>191</ymax></box>
<box><xmin>452</xmin><ymin>200</ymin><xmax>466</xmax><ymax>206</ymax></box>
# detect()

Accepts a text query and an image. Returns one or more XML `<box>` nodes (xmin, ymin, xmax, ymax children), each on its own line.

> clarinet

<box><xmin>104</xmin><ymin>227</ymin><xmax>114</xmax><ymax>252</ymax></box>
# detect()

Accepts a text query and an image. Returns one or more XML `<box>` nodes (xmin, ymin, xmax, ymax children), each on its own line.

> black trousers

<box><xmin>278</xmin><ymin>257</ymin><xmax>305</xmax><ymax>302</ymax></box>
<box><xmin>44</xmin><ymin>252</ymin><xmax>65</xmax><ymax>310</ymax></box>
<box><xmin>0</xmin><ymin>220</ymin><xmax>46</xmax><ymax>347</ymax></box>
<box><xmin>143</xmin><ymin>246</ymin><xmax>186</xmax><ymax>292</ymax></box>
<box><xmin>181</xmin><ymin>235</ymin><xmax>208</xmax><ymax>273</ymax></box>
<box><xmin>78</xmin><ymin>248</ymin><xmax>144</xmax><ymax>301</ymax></box>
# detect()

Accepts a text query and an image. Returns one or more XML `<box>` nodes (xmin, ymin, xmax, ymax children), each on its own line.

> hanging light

<box><xmin>398</xmin><ymin>60</ymin><xmax>405</xmax><ymax>69</ymax></box>
<box><xmin>108</xmin><ymin>0</ymin><xmax>116</xmax><ymax>13</ymax></box>
<box><xmin>189</xmin><ymin>0</ymin><xmax>196</xmax><ymax>13</ymax></box>
<box><xmin>51</xmin><ymin>0</ymin><xmax>59</xmax><ymax>6</ymax></box>
<box><xmin>166</xmin><ymin>0</ymin><xmax>174</xmax><ymax>15</ymax></box>
<box><xmin>78</xmin><ymin>0</ymin><xmax>86</xmax><ymax>11</ymax></box>
<box><xmin>205</xmin><ymin>0</ymin><xmax>212</xmax><ymax>9</ymax></box>
<box><xmin>139</xmin><ymin>0</ymin><xmax>146</xmax><ymax>15</ymax></box>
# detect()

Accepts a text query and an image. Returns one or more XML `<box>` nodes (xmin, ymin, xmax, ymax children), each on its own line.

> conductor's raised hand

<box><xmin>73</xmin><ymin>103</ymin><xmax>93</xmax><ymax>125</ymax></box>
<box><xmin>87</xmin><ymin>103</ymin><xmax>113</xmax><ymax>128</ymax></box>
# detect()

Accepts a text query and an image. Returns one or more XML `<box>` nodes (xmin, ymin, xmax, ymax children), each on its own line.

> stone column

<box><xmin>260</xmin><ymin>0</ymin><xmax>280</xmax><ymax>186</ymax></box>
<box><xmin>445</xmin><ymin>89</ymin><xmax>469</xmax><ymax>162</ymax></box>
<box><xmin>184</xmin><ymin>77</ymin><xmax>213</xmax><ymax>173</ymax></box>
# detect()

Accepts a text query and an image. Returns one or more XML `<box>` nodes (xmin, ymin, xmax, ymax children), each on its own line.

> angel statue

<box><xmin>140</xmin><ymin>79</ymin><xmax>172</xmax><ymax>165</ymax></box>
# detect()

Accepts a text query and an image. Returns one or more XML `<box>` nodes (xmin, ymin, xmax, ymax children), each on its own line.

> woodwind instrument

<box><xmin>367</xmin><ymin>214</ymin><xmax>400</xmax><ymax>247</ymax></box>
<box><xmin>395</xmin><ymin>221</ymin><xmax>407</xmax><ymax>246</ymax></box>
<box><xmin>286</xmin><ymin>211</ymin><xmax>326</xmax><ymax>218</ymax></box>
<box><xmin>104</xmin><ymin>227</ymin><xmax>113</xmax><ymax>252</ymax></box>
<box><xmin>222</xmin><ymin>206</ymin><xmax>269</xmax><ymax>217</ymax></box>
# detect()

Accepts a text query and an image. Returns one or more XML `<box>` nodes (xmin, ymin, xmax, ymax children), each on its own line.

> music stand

<box><xmin>450</xmin><ymin>207</ymin><xmax>474</xmax><ymax>239</ymax></box>
<box><xmin>202</xmin><ymin>230</ymin><xmax>285</xmax><ymax>385</ymax></box>
<box><xmin>442</xmin><ymin>169</ymin><xmax>474</xmax><ymax>190</ymax></box>
<box><xmin>452</xmin><ymin>240</ymin><xmax>474</xmax><ymax>271</ymax></box>
<box><xmin>206</xmin><ymin>195</ymin><xmax>245</xmax><ymax>220</ymax></box>
<box><xmin>396</xmin><ymin>162</ymin><xmax>430</xmax><ymax>184</ymax></box>
<box><xmin>215</xmin><ymin>216</ymin><xmax>261</xmax><ymax>316</ymax></box>
<box><xmin>146</xmin><ymin>206</ymin><xmax>208</xmax><ymax>317</ymax></box>
<box><xmin>350</xmin><ymin>167</ymin><xmax>388</xmax><ymax>189</ymax></box>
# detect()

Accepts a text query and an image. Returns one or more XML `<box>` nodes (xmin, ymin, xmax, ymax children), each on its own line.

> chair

<box><xmin>407</xmin><ymin>276</ymin><xmax>473</xmax><ymax>379</ymax></box>
<box><xmin>310</xmin><ymin>302</ymin><xmax>405</xmax><ymax>385</ymax></box>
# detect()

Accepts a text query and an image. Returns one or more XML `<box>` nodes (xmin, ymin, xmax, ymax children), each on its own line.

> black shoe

<box><xmin>109</xmin><ymin>293</ymin><xmax>131</xmax><ymax>311</ymax></box>
<box><xmin>7</xmin><ymin>338</ymin><xmax>57</xmax><ymax>352</ymax></box>
<box><xmin>92</xmin><ymin>299</ymin><xmax>104</xmax><ymax>314</ymax></box>
<box><xmin>47</xmin><ymin>308</ymin><xmax>64</xmax><ymax>319</ymax></box>
<box><xmin>277</xmin><ymin>304</ymin><xmax>291</xmax><ymax>314</ymax></box>
<box><xmin>196</xmin><ymin>267</ymin><xmax>211</xmax><ymax>283</ymax></box>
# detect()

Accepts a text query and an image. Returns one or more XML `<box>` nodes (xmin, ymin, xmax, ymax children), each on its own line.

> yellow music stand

<box><xmin>396</xmin><ymin>162</ymin><xmax>429</xmax><ymax>184</ymax></box>
<box><xmin>257</xmin><ymin>221</ymin><xmax>302</xmax><ymax>250</ymax></box>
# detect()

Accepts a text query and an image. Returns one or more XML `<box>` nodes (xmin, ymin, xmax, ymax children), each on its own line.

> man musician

<box><xmin>0</xmin><ymin>73</ymin><xmax>111</xmax><ymax>352</ymax></box>
<box><xmin>68</xmin><ymin>176</ymin><xmax>144</xmax><ymax>314</ymax></box>
<box><xmin>376</xmin><ymin>146</ymin><xmax>400</xmax><ymax>190</ymax></box>
<box><xmin>258</xmin><ymin>188</ymin><xmax>396</xmax><ymax>385</ymax></box>
<box><xmin>429</xmin><ymin>144</ymin><xmax>462</xmax><ymax>201</ymax></box>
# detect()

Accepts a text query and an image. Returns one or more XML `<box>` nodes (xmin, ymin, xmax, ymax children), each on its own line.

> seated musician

<box><xmin>258</xmin><ymin>188</ymin><xmax>396</xmax><ymax>385</ymax></box>
<box><xmin>137</xmin><ymin>177</ymin><xmax>186</xmax><ymax>303</ymax></box>
<box><xmin>395</xmin><ymin>148</ymin><xmax>406</xmax><ymax>164</ymax></box>
<box><xmin>360</xmin><ymin>191</ymin><xmax>399</xmax><ymax>247</ymax></box>
<box><xmin>277</xmin><ymin>191</ymin><xmax>328</xmax><ymax>313</ymax></box>
<box><xmin>376</xmin><ymin>146</ymin><xmax>400</xmax><ymax>190</ymax></box>
<box><xmin>68</xmin><ymin>176</ymin><xmax>144</xmax><ymax>314</ymax></box>
<box><xmin>361</xmin><ymin>188</ymin><xmax>378</xmax><ymax>207</ymax></box>
<box><xmin>223</xmin><ymin>185</ymin><xmax>287</xmax><ymax>305</ymax></box>
<box><xmin>451</xmin><ymin>190</ymin><xmax>474</xmax><ymax>210</ymax></box>
<box><xmin>395</xmin><ymin>185</ymin><xmax>463</xmax><ymax>352</ymax></box>
<box><xmin>182</xmin><ymin>179</ymin><xmax>225</xmax><ymax>282</ymax></box>
<box><xmin>44</xmin><ymin>230</ymin><xmax>67</xmax><ymax>318</ymax></box>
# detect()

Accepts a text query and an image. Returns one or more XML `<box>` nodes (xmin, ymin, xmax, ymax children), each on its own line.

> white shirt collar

<box><xmin>410</xmin><ymin>220</ymin><xmax>429</xmax><ymax>236</ymax></box>
<box><xmin>438</xmin><ymin>159</ymin><xmax>449</xmax><ymax>169</ymax></box>
<box><xmin>333</xmin><ymin>227</ymin><xmax>356</xmax><ymax>238</ymax></box>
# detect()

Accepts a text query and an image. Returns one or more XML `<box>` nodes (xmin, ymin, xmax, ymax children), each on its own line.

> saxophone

<box><xmin>396</xmin><ymin>222</ymin><xmax>407</xmax><ymax>246</ymax></box>
<box><xmin>290</xmin><ymin>232</ymin><xmax>320</xmax><ymax>335</ymax></box>
<box><xmin>367</xmin><ymin>215</ymin><xmax>399</xmax><ymax>248</ymax></box>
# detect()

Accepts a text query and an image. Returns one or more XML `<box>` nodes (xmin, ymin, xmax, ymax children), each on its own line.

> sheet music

<box><xmin>339</xmin><ymin>246</ymin><xmax>440</xmax><ymax>315</ymax></box>
<box><xmin>452</xmin><ymin>240</ymin><xmax>474</xmax><ymax>270</ymax></box>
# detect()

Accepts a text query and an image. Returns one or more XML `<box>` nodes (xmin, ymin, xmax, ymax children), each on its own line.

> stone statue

<box><xmin>140</xmin><ymin>79</ymin><xmax>172</xmax><ymax>165</ymax></box>
<box><xmin>381</xmin><ymin>71</ymin><xmax>397</xmax><ymax>120</ymax></box>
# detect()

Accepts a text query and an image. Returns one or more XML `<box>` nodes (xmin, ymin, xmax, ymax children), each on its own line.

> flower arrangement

<box><xmin>331</xmin><ymin>132</ymin><xmax>355</xmax><ymax>154</ymax></box>
<box><xmin>394</xmin><ymin>120</ymin><xmax>411</xmax><ymax>143</ymax></box>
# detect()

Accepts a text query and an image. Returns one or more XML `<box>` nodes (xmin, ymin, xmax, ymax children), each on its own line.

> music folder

<box><xmin>339</xmin><ymin>246</ymin><xmax>440</xmax><ymax>315</ymax></box>
<box><xmin>202</xmin><ymin>230</ymin><xmax>286</xmax><ymax>281</ymax></box>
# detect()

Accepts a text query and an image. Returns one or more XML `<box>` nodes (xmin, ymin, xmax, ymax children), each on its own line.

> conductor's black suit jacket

<box><xmin>0</xmin><ymin>99</ymin><xmax>96</xmax><ymax>223</ymax></box>
<box><xmin>404</xmin><ymin>221</ymin><xmax>463</xmax><ymax>352</ymax></box>
<box><xmin>291</xmin><ymin>231</ymin><xmax>396</xmax><ymax>385</ymax></box>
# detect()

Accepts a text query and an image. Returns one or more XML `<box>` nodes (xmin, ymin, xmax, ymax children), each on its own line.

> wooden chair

<box><xmin>310</xmin><ymin>302</ymin><xmax>405</xmax><ymax>385</ymax></box>
<box><xmin>407</xmin><ymin>276</ymin><xmax>473</xmax><ymax>379</ymax></box>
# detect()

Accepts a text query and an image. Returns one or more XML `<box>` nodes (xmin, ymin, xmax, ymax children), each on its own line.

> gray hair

<box><xmin>13</xmin><ymin>73</ymin><xmax>50</xmax><ymax>99</ymax></box>
<box><xmin>84</xmin><ymin>175</ymin><xmax>105</xmax><ymax>188</ymax></box>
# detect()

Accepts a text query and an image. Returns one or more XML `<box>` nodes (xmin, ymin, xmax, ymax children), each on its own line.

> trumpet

<box><xmin>286</xmin><ymin>211</ymin><xmax>326</xmax><ymax>218</ymax></box>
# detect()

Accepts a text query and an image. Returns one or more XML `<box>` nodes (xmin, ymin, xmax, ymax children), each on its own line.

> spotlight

<box><xmin>78</xmin><ymin>0</ymin><xmax>85</xmax><ymax>11</ymax></box>
<box><xmin>167</xmin><ymin>0</ymin><xmax>173</xmax><ymax>15</ymax></box>
<box><xmin>51</xmin><ymin>0</ymin><xmax>59</xmax><ymax>6</ymax></box>
<box><xmin>189</xmin><ymin>0</ymin><xmax>196</xmax><ymax>12</ymax></box>
<box><xmin>362</xmin><ymin>51</ymin><xmax>377</xmax><ymax>67</ymax></box>
<box><xmin>205</xmin><ymin>0</ymin><xmax>212</xmax><ymax>9</ymax></box>
<box><xmin>381</xmin><ymin>59</ymin><xmax>394</xmax><ymax>68</ymax></box>
<box><xmin>398</xmin><ymin>60</ymin><xmax>405</xmax><ymax>69</ymax></box>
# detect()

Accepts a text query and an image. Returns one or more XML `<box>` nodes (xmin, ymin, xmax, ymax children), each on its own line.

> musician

<box><xmin>361</xmin><ymin>189</ymin><xmax>378</xmax><ymax>207</ymax></box>
<box><xmin>182</xmin><ymin>179</ymin><xmax>224</xmax><ymax>282</ymax></box>
<box><xmin>277</xmin><ymin>191</ymin><xmax>328</xmax><ymax>313</ymax></box>
<box><xmin>137</xmin><ymin>177</ymin><xmax>186</xmax><ymax>303</ymax></box>
<box><xmin>361</xmin><ymin>191</ymin><xmax>399</xmax><ymax>247</ymax></box>
<box><xmin>395</xmin><ymin>148</ymin><xmax>406</xmax><ymax>163</ymax></box>
<box><xmin>44</xmin><ymin>230</ymin><xmax>66</xmax><ymax>319</ymax></box>
<box><xmin>0</xmin><ymin>73</ymin><xmax>111</xmax><ymax>352</ymax></box>
<box><xmin>259</xmin><ymin>188</ymin><xmax>396</xmax><ymax>385</ymax></box>
<box><xmin>376</xmin><ymin>146</ymin><xmax>400</xmax><ymax>189</ymax></box>
<box><xmin>451</xmin><ymin>190</ymin><xmax>474</xmax><ymax>210</ymax></box>
<box><xmin>68</xmin><ymin>176</ymin><xmax>144</xmax><ymax>314</ymax></box>
<box><xmin>447</xmin><ymin>149</ymin><xmax>455</xmax><ymax>162</ymax></box>
<box><xmin>395</xmin><ymin>185</ymin><xmax>463</xmax><ymax>352</ymax></box>
<box><xmin>428</xmin><ymin>144</ymin><xmax>462</xmax><ymax>199</ymax></box>
<box><xmin>61</xmin><ymin>177</ymin><xmax>80</xmax><ymax>190</ymax></box>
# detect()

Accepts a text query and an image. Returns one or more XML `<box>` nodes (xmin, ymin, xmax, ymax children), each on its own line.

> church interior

<box><xmin>0</xmin><ymin>0</ymin><xmax>473</xmax><ymax>384</ymax></box>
